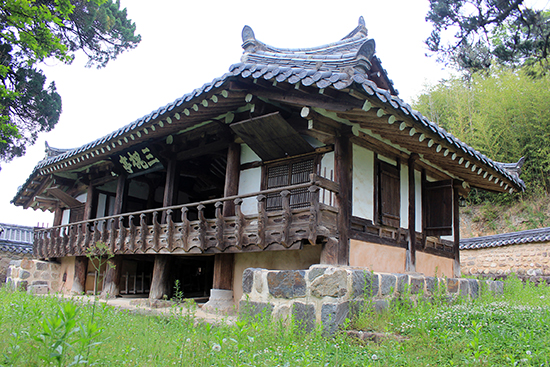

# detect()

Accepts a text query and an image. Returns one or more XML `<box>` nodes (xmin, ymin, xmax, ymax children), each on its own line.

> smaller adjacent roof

<box><xmin>460</xmin><ymin>226</ymin><xmax>550</xmax><ymax>250</ymax></box>
<box><xmin>0</xmin><ymin>223</ymin><xmax>34</xmax><ymax>254</ymax></box>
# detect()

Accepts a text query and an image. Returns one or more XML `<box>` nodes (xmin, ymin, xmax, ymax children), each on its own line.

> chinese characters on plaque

<box><xmin>117</xmin><ymin>147</ymin><xmax>162</xmax><ymax>174</ymax></box>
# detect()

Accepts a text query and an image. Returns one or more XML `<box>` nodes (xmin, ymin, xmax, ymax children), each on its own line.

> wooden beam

<box><xmin>46</xmin><ymin>187</ymin><xmax>83</xmax><ymax>208</ymax></box>
<box><xmin>212</xmin><ymin>254</ymin><xmax>234</xmax><ymax>290</ymax></box>
<box><xmin>229</xmin><ymin>81</ymin><xmax>362</xmax><ymax>112</ymax></box>
<box><xmin>83</xmin><ymin>184</ymin><xmax>95</xmax><ymax>221</ymax></box>
<box><xmin>23</xmin><ymin>176</ymin><xmax>51</xmax><ymax>209</ymax></box>
<box><xmin>162</xmin><ymin>158</ymin><xmax>178</xmax><ymax>223</ymax></box>
<box><xmin>176</xmin><ymin>139</ymin><xmax>231</xmax><ymax>161</ymax></box>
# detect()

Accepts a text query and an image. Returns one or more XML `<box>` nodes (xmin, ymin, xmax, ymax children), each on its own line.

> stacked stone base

<box><xmin>239</xmin><ymin>265</ymin><xmax>503</xmax><ymax>333</ymax></box>
<box><xmin>5</xmin><ymin>258</ymin><xmax>61</xmax><ymax>294</ymax></box>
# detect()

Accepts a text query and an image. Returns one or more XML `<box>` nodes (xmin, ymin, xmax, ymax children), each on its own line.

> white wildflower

<box><xmin>371</xmin><ymin>354</ymin><xmax>378</xmax><ymax>361</ymax></box>
<box><xmin>212</xmin><ymin>344</ymin><xmax>221</xmax><ymax>352</ymax></box>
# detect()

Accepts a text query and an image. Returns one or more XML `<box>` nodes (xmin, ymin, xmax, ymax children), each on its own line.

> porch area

<box><xmin>33</xmin><ymin>174</ymin><xmax>339</xmax><ymax>259</ymax></box>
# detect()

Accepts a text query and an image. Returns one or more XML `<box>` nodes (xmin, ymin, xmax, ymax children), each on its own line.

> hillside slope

<box><xmin>460</xmin><ymin>196</ymin><xmax>550</xmax><ymax>239</ymax></box>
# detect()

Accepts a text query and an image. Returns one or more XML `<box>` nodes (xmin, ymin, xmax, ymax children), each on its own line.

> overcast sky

<box><xmin>0</xmin><ymin>0</ymin><xmax>455</xmax><ymax>227</ymax></box>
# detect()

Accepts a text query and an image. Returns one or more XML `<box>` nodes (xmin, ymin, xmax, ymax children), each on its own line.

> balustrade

<box><xmin>33</xmin><ymin>174</ymin><xmax>339</xmax><ymax>258</ymax></box>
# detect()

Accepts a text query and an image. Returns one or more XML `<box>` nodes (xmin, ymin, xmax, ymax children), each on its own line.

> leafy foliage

<box><xmin>426</xmin><ymin>0</ymin><xmax>550</xmax><ymax>73</ymax></box>
<box><xmin>414</xmin><ymin>67</ymin><xmax>550</xmax><ymax>198</ymax></box>
<box><xmin>0</xmin><ymin>0</ymin><xmax>140</xmax><ymax>166</ymax></box>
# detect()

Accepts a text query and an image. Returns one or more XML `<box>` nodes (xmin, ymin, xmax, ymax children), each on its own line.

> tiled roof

<box><xmin>0</xmin><ymin>243</ymin><xmax>33</xmax><ymax>254</ymax></box>
<box><xmin>13</xmin><ymin>17</ymin><xmax>525</xmax><ymax>206</ymax></box>
<box><xmin>460</xmin><ymin>227</ymin><xmax>550</xmax><ymax>250</ymax></box>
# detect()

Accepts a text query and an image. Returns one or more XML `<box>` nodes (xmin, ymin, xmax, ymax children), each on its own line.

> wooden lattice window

<box><xmin>423</xmin><ymin>179</ymin><xmax>453</xmax><ymax>236</ymax></box>
<box><xmin>377</xmin><ymin>160</ymin><xmax>400</xmax><ymax>228</ymax></box>
<box><xmin>265</xmin><ymin>158</ymin><xmax>315</xmax><ymax>211</ymax></box>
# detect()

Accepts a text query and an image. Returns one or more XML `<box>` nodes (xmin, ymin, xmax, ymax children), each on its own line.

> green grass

<box><xmin>1</xmin><ymin>276</ymin><xmax>550</xmax><ymax>366</ymax></box>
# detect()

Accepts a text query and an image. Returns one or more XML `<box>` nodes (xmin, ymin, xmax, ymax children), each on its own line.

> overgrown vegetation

<box><xmin>1</xmin><ymin>275</ymin><xmax>550</xmax><ymax>366</ymax></box>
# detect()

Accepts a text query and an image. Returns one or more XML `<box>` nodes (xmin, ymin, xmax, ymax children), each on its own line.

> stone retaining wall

<box><xmin>5</xmin><ymin>258</ymin><xmax>62</xmax><ymax>294</ymax></box>
<box><xmin>239</xmin><ymin>265</ymin><xmax>503</xmax><ymax>333</ymax></box>
<box><xmin>0</xmin><ymin>249</ymin><xmax>27</xmax><ymax>285</ymax></box>
<box><xmin>461</xmin><ymin>242</ymin><xmax>550</xmax><ymax>277</ymax></box>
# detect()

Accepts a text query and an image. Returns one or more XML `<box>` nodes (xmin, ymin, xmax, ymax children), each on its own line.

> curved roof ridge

<box><xmin>460</xmin><ymin>226</ymin><xmax>550</xmax><ymax>250</ymax></box>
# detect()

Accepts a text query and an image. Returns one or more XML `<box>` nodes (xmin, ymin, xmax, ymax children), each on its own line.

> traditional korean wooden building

<box><xmin>12</xmin><ymin>18</ymin><xmax>524</xmax><ymax>305</ymax></box>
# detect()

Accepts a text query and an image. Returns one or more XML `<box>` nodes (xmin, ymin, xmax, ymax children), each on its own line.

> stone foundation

<box><xmin>5</xmin><ymin>258</ymin><xmax>62</xmax><ymax>294</ymax></box>
<box><xmin>239</xmin><ymin>265</ymin><xmax>503</xmax><ymax>333</ymax></box>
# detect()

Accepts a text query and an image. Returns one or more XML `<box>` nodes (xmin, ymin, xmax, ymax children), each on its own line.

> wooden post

<box><xmin>71</xmin><ymin>256</ymin><xmax>88</xmax><ymax>294</ymax></box>
<box><xmin>223</xmin><ymin>143</ymin><xmax>241</xmax><ymax>217</ymax></box>
<box><xmin>114</xmin><ymin>174</ymin><xmax>128</xmax><ymax>216</ymax></box>
<box><xmin>83</xmin><ymin>183</ymin><xmax>96</xmax><ymax>221</ymax></box>
<box><xmin>212</xmin><ymin>253</ymin><xmax>234</xmax><ymax>290</ymax></box>
<box><xmin>408</xmin><ymin>155</ymin><xmax>417</xmax><ymax>272</ymax></box>
<box><xmin>53</xmin><ymin>205</ymin><xmax>63</xmax><ymax>226</ymax></box>
<box><xmin>281</xmin><ymin>190</ymin><xmax>291</xmax><ymax>247</ymax></box>
<box><xmin>149</xmin><ymin>255</ymin><xmax>172</xmax><ymax>300</ymax></box>
<box><xmin>330</xmin><ymin>132</ymin><xmax>352</xmax><ymax>265</ymax></box>
<box><xmin>453</xmin><ymin>181</ymin><xmax>461</xmax><ymax>277</ymax></box>
<box><xmin>101</xmin><ymin>256</ymin><xmax>122</xmax><ymax>299</ymax></box>
<box><xmin>162</xmin><ymin>158</ymin><xmax>178</xmax><ymax>223</ymax></box>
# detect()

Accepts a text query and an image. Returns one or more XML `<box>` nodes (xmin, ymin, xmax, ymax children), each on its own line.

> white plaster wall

<box><xmin>76</xmin><ymin>193</ymin><xmax>87</xmax><ymax>203</ymax></box>
<box><xmin>400</xmin><ymin>163</ymin><xmax>409</xmax><ymax>228</ymax></box>
<box><xmin>238</xmin><ymin>144</ymin><xmax>262</xmax><ymax>215</ymax></box>
<box><xmin>415</xmin><ymin>170</ymin><xmax>422</xmax><ymax>232</ymax></box>
<box><xmin>61</xmin><ymin>209</ymin><xmax>70</xmax><ymax>225</ymax></box>
<box><xmin>241</xmin><ymin>144</ymin><xmax>260</xmax><ymax>164</ymax></box>
<box><xmin>352</xmin><ymin>144</ymin><xmax>374</xmax><ymax>220</ymax></box>
<box><xmin>238</xmin><ymin>168</ymin><xmax>261</xmax><ymax>215</ymax></box>
<box><xmin>96</xmin><ymin>193</ymin><xmax>107</xmax><ymax>218</ymax></box>
<box><xmin>320</xmin><ymin>151</ymin><xmax>335</xmax><ymax>205</ymax></box>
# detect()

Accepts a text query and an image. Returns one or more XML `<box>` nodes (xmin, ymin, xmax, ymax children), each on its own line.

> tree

<box><xmin>414</xmin><ymin>67</ymin><xmax>550</xmax><ymax>195</ymax></box>
<box><xmin>425</xmin><ymin>0</ymin><xmax>550</xmax><ymax>73</ymax></box>
<box><xmin>0</xmin><ymin>0</ymin><xmax>140</xmax><ymax>167</ymax></box>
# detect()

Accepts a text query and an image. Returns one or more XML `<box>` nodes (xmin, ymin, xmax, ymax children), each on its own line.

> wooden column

<box><xmin>149</xmin><ymin>255</ymin><xmax>172</xmax><ymax>299</ymax></box>
<box><xmin>70</xmin><ymin>256</ymin><xmax>88</xmax><ymax>294</ymax></box>
<box><xmin>114</xmin><ymin>174</ymin><xmax>128</xmax><ymax>216</ymax></box>
<box><xmin>407</xmin><ymin>154</ymin><xmax>417</xmax><ymax>272</ymax></box>
<box><xmin>323</xmin><ymin>132</ymin><xmax>352</xmax><ymax>265</ymax></box>
<box><xmin>101</xmin><ymin>256</ymin><xmax>122</xmax><ymax>299</ymax></box>
<box><xmin>212</xmin><ymin>143</ymin><xmax>240</xmax><ymax>290</ymax></box>
<box><xmin>162</xmin><ymin>158</ymin><xmax>178</xmax><ymax>223</ymax></box>
<box><xmin>53</xmin><ymin>205</ymin><xmax>63</xmax><ymax>226</ymax></box>
<box><xmin>453</xmin><ymin>182</ymin><xmax>461</xmax><ymax>277</ymax></box>
<box><xmin>83</xmin><ymin>183</ymin><xmax>96</xmax><ymax>221</ymax></box>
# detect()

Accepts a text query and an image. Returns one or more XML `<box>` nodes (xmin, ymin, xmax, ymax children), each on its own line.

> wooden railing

<box><xmin>34</xmin><ymin>174</ymin><xmax>339</xmax><ymax>258</ymax></box>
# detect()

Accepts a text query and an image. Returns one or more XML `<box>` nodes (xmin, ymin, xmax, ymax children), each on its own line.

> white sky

<box><xmin>0</xmin><ymin>0</ymin><xmax>451</xmax><ymax>227</ymax></box>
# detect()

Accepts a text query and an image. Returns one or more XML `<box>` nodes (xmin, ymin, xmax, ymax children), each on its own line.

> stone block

<box><xmin>379</xmin><ymin>274</ymin><xmax>397</xmax><ymax>296</ymax></box>
<box><xmin>293</xmin><ymin>302</ymin><xmax>316</xmax><ymax>332</ymax></box>
<box><xmin>468</xmin><ymin>279</ymin><xmax>479</xmax><ymax>298</ymax></box>
<box><xmin>321</xmin><ymin>302</ymin><xmax>349</xmax><ymax>335</ymax></box>
<box><xmin>254</xmin><ymin>271</ymin><xmax>263</xmax><ymax>294</ymax></box>
<box><xmin>29</xmin><ymin>284</ymin><xmax>49</xmax><ymax>295</ymax></box>
<box><xmin>409</xmin><ymin>277</ymin><xmax>425</xmax><ymax>295</ymax></box>
<box><xmin>310</xmin><ymin>268</ymin><xmax>347</xmax><ymax>298</ymax></box>
<box><xmin>16</xmin><ymin>280</ymin><xmax>28</xmax><ymax>291</ymax></box>
<box><xmin>396</xmin><ymin>274</ymin><xmax>409</xmax><ymax>294</ymax></box>
<box><xmin>374</xmin><ymin>299</ymin><xmax>389</xmax><ymax>312</ymax></box>
<box><xmin>425</xmin><ymin>277</ymin><xmax>437</xmax><ymax>295</ymax></box>
<box><xmin>20</xmin><ymin>258</ymin><xmax>34</xmax><ymax>271</ymax></box>
<box><xmin>459</xmin><ymin>279</ymin><xmax>470</xmax><ymax>297</ymax></box>
<box><xmin>308</xmin><ymin>265</ymin><xmax>328</xmax><ymax>282</ymax></box>
<box><xmin>36</xmin><ymin>262</ymin><xmax>48</xmax><ymax>271</ymax></box>
<box><xmin>489</xmin><ymin>280</ymin><xmax>504</xmax><ymax>295</ymax></box>
<box><xmin>352</xmin><ymin>270</ymin><xmax>379</xmax><ymax>298</ymax></box>
<box><xmin>239</xmin><ymin>301</ymin><xmax>274</xmax><ymax>319</ymax></box>
<box><xmin>272</xmin><ymin>304</ymin><xmax>292</xmax><ymax>322</ymax></box>
<box><xmin>19</xmin><ymin>270</ymin><xmax>31</xmax><ymax>280</ymax></box>
<box><xmin>447</xmin><ymin>278</ymin><xmax>459</xmax><ymax>293</ymax></box>
<box><xmin>9</xmin><ymin>260</ymin><xmax>21</xmax><ymax>267</ymax></box>
<box><xmin>267</xmin><ymin>270</ymin><xmax>306</xmax><ymax>299</ymax></box>
<box><xmin>242</xmin><ymin>268</ymin><xmax>255</xmax><ymax>294</ymax></box>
